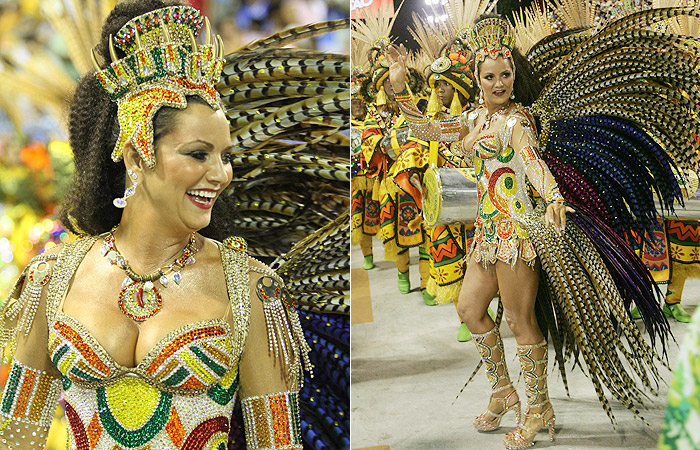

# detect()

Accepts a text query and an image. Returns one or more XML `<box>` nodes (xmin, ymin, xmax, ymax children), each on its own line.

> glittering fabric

<box><xmin>0</xmin><ymin>359</ymin><xmax>62</xmax><ymax>429</ymax></box>
<box><xmin>397</xmin><ymin>93</ymin><xmax>563</xmax><ymax>267</ymax></box>
<box><xmin>39</xmin><ymin>237</ymin><xmax>246</xmax><ymax>449</ymax></box>
<box><xmin>241</xmin><ymin>391</ymin><xmax>302</xmax><ymax>450</ymax></box>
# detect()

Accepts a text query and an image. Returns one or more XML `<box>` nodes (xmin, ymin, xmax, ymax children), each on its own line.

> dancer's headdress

<box><xmin>410</xmin><ymin>8</ymin><xmax>476</xmax><ymax>116</ymax></box>
<box><xmin>410</xmin><ymin>0</ymin><xmax>489</xmax><ymax>115</ymax></box>
<box><xmin>460</xmin><ymin>17</ymin><xmax>516</xmax><ymax>65</ymax></box>
<box><xmin>351</xmin><ymin>37</ymin><xmax>370</xmax><ymax>101</ymax></box>
<box><xmin>92</xmin><ymin>6</ymin><xmax>224</xmax><ymax>168</ymax></box>
<box><xmin>352</xmin><ymin>2</ymin><xmax>420</xmax><ymax>105</ymax></box>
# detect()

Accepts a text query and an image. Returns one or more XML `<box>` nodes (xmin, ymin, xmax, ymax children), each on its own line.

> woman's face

<box><xmin>139</xmin><ymin>102</ymin><xmax>233</xmax><ymax>233</ymax></box>
<box><xmin>478</xmin><ymin>55</ymin><xmax>514</xmax><ymax>108</ymax></box>
<box><xmin>436</xmin><ymin>80</ymin><xmax>455</xmax><ymax>107</ymax></box>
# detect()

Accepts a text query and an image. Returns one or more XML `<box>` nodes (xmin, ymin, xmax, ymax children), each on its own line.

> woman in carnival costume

<box><xmin>0</xmin><ymin>1</ymin><xmax>349</xmax><ymax>448</ymax></box>
<box><xmin>353</xmin><ymin>5</ymin><xmax>430</xmax><ymax>296</ymax></box>
<box><xmin>387</xmin><ymin>2</ymin><xmax>700</xmax><ymax>446</ymax></box>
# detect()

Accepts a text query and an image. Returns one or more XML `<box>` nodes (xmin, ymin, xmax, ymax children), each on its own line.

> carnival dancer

<box><xmin>351</xmin><ymin>37</ymin><xmax>380</xmax><ymax>271</ymax></box>
<box><xmin>353</xmin><ymin>6</ymin><xmax>430</xmax><ymax>295</ymax></box>
<box><xmin>399</xmin><ymin>2</ymin><xmax>491</xmax><ymax>338</ymax></box>
<box><xmin>387</xmin><ymin>3</ymin><xmax>695</xmax><ymax>445</ymax></box>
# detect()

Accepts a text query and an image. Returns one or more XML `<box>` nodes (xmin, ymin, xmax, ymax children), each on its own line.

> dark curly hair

<box><xmin>60</xmin><ymin>0</ymin><xmax>234</xmax><ymax>240</ymax></box>
<box><xmin>471</xmin><ymin>13</ymin><xmax>543</xmax><ymax>107</ymax></box>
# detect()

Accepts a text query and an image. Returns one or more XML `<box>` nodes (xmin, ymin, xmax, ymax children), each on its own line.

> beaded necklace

<box><xmin>480</xmin><ymin>103</ymin><xmax>510</xmax><ymax>132</ymax></box>
<box><xmin>101</xmin><ymin>230</ymin><xmax>199</xmax><ymax>321</ymax></box>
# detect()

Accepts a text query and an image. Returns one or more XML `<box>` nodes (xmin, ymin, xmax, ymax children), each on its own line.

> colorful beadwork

<box><xmin>241</xmin><ymin>391</ymin><xmax>303</xmax><ymax>450</ymax></box>
<box><xmin>0</xmin><ymin>227</ymin><xmax>309</xmax><ymax>449</ymax></box>
<box><xmin>254</xmin><ymin>274</ymin><xmax>312</xmax><ymax>387</ymax></box>
<box><xmin>0</xmin><ymin>359</ymin><xmax>61</xmax><ymax>430</ymax></box>
<box><xmin>94</xmin><ymin>6</ymin><xmax>225</xmax><ymax>168</ymax></box>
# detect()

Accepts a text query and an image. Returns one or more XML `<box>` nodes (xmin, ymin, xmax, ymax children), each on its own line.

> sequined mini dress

<box><xmin>462</xmin><ymin>106</ymin><xmax>563</xmax><ymax>267</ymax></box>
<box><xmin>45</xmin><ymin>236</ymin><xmax>250</xmax><ymax>449</ymax></box>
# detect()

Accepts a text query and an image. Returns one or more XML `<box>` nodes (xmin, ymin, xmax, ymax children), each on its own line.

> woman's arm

<box><xmin>510</xmin><ymin>116</ymin><xmax>571</xmax><ymax>231</ymax></box>
<box><xmin>387</xmin><ymin>45</ymin><xmax>468</xmax><ymax>143</ymax></box>
<box><xmin>0</xmin><ymin>253</ymin><xmax>63</xmax><ymax>450</ymax></box>
<box><xmin>237</xmin><ymin>259</ymin><xmax>309</xmax><ymax>450</ymax></box>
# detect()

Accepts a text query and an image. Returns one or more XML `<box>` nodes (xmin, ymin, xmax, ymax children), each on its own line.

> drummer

<box><xmin>359</xmin><ymin>47</ymin><xmax>433</xmax><ymax>296</ymax></box>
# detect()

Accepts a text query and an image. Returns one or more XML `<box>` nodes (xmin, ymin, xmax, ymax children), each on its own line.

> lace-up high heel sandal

<box><xmin>504</xmin><ymin>340</ymin><xmax>555</xmax><ymax>449</ymax></box>
<box><xmin>472</xmin><ymin>326</ymin><xmax>521</xmax><ymax>431</ymax></box>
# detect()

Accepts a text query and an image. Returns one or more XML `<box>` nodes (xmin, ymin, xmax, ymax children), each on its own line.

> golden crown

<box><xmin>94</xmin><ymin>6</ymin><xmax>223</xmax><ymax>100</ymax></box>
<box><xmin>93</xmin><ymin>6</ymin><xmax>225</xmax><ymax>168</ymax></box>
<box><xmin>460</xmin><ymin>17</ymin><xmax>515</xmax><ymax>63</ymax></box>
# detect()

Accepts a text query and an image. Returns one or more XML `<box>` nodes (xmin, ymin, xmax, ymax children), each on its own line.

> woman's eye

<box><xmin>503</xmin><ymin>72</ymin><xmax>511</xmax><ymax>78</ymax></box>
<box><xmin>189</xmin><ymin>151</ymin><xmax>207</xmax><ymax>161</ymax></box>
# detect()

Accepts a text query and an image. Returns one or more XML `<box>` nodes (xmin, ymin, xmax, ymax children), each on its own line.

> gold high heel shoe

<box><xmin>472</xmin><ymin>326</ymin><xmax>521</xmax><ymax>432</ymax></box>
<box><xmin>473</xmin><ymin>383</ymin><xmax>522</xmax><ymax>431</ymax></box>
<box><xmin>504</xmin><ymin>340</ymin><xmax>555</xmax><ymax>449</ymax></box>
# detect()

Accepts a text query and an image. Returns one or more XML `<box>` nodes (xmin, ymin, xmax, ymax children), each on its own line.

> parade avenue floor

<box><xmin>351</xmin><ymin>240</ymin><xmax>694</xmax><ymax>450</ymax></box>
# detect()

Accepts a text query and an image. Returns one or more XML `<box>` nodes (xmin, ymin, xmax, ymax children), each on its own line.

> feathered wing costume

<box><xmin>216</xmin><ymin>20</ymin><xmax>350</xmax><ymax>449</ymax></box>
<box><xmin>508</xmin><ymin>3</ymin><xmax>700</xmax><ymax>427</ymax></box>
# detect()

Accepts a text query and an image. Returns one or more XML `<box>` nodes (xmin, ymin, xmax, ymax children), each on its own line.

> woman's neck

<box><xmin>113</xmin><ymin>209</ymin><xmax>196</xmax><ymax>274</ymax></box>
<box><xmin>485</xmin><ymin>101</ymin><xmax>510</xmax><ymax>116</ymax></box>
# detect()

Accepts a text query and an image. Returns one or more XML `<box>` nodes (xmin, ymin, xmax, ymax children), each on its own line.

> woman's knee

<box><xmin>504</xmin><ymin>309</ymin><xmax>539</xmax><ymax>337</ymax></box>
<box><xmin>458</xmin><ymin>299</ymin><xmax>489</xmax><ymax>328</ymax></box>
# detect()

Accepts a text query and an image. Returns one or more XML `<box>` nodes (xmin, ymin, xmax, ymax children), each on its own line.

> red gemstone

<box><xmin>136</xmin><ymin>287</ymin><xmax>145</xmax><ymax>307</ymax></box>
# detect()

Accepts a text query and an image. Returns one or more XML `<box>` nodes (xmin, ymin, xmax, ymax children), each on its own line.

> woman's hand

<box><xmin>387</xmin><ymin>44</ymin><xmax>408</xmax><ymax>94</ymax></box>
<box><xmin>545</xmin><ymin>201</ymin><xmax>574</xmax><ymax>233</ymax></box>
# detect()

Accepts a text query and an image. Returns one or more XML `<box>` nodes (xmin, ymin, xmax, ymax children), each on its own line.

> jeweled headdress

<box><xmin>460</xmin><ymin>17</ymin><xmax>516</xmax><ymax>64</ymax></box>
<box><xmin>93</xmin><ymin>6</ymin><xmax>224</xmax><ymax>168</ymax></box>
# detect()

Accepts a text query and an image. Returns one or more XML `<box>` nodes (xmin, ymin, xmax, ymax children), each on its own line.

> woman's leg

<box><xmin>496</xmin><ymin>259</ymin><xmax>555</xmax><ymax>447</ymax></box>
<box><xmin>458</xmin><ymin>255</ymin><xmax>520</xmax><ymax>430</ymax></box>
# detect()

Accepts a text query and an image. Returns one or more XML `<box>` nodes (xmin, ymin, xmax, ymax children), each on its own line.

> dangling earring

<box><xmin>113</xmin><ymin>169</ymin><xmax>138</xmax><ymax>208</ymax></box>
<box><xmin>510</xmin><ymin>91</ymin><xmax>515</xmax><ymax>100</ymax></box>
<box><xmin>478</xmin><ymin>89</ymin><xmax>484</xmax><ymax>105</ymax></box>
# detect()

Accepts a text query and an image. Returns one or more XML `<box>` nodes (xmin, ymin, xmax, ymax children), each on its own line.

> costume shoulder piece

<box><xmin>0</xmin><ymin>236</ymin><xmax>96</xmax><ymax>363</ymax></box>
<box><xmin>222</xmin><ymin>236</ymin><xmax>311</xmax><ymax>389</ymax></box>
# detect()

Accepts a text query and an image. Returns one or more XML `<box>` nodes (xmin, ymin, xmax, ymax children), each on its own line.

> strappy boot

<box><xmin>472</xmin><ymin>326</ymin><xmax>521</xmax><ymax>431</ymax></box>
<box><xmin>504</xmin><ymin>340</ymin><xmax>555</xmax><ymax>449</ymax></box>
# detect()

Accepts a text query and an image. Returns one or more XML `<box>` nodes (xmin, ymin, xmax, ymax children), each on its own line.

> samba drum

<box><xmin>422</xmin><ymin>167</ymin><xmax>478</xmax><ymax>227</ymax></box>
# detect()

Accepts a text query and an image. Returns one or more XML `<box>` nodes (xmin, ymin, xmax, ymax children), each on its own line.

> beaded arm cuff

<box><xmin>0</xmin><ymin>358</ymin><xmax>62</xmax><ymax>448</ymax></box>
<box><xmin>241</xmin><ymin>391</ymin><xmax>303</xmax><ymax>450</ymax></box>
<box><xmin>0</xmin><ymin>254</ymin><xmax>57</xmax><ymax>364</ymax></box>
<box><xmin>394</xmin><ymin>87</ymin><xmax>463</xmax><ymax>142</ymax></box>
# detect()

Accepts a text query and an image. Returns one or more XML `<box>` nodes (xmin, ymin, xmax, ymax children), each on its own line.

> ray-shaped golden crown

<box><xmin>93</xmin><ymin>6</ymin><xmax>224</xmax><ymax>101</ymax></box>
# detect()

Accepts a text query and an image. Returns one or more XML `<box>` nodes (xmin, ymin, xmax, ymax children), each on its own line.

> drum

<box><xmin>422</xmin><ymin>167</ymin><xmax>478</xmax><ymax>227</ymax></box>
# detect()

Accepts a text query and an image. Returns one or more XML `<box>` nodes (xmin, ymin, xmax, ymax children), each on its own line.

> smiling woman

<box><xmin>0</xmin><ymin>1</ymin><xmax>312</xmax><ymax>449</ymax></box>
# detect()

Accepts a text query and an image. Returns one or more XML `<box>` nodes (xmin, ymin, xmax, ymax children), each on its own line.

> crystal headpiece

<box><xmin>460</xmin><ymin>17</ymin><xmax>515</xmax><ymax>64</ymax></box>
<box><xmin>93</xmin><ymin>6</ymin><xmax>225</xmax><ymax>168</ymax></box>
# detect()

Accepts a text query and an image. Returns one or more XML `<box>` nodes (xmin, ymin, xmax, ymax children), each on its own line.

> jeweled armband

<box><xmin>0</xmin><ymin>359</ymin><xmax>62</xmax><ymax>431</ymax></box>
<box><xmin>241</xmin><ymin>391</ymin><xmax>303</xmax><ymax>450</ymax></box>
